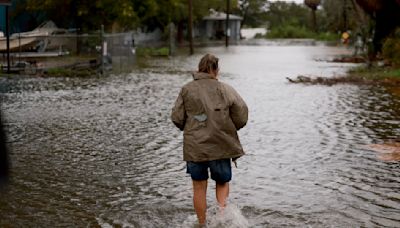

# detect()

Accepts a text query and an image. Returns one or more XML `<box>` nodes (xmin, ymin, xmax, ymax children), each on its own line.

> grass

<box><xmin>265</xmin><ymin>25</ymin><xmax>339</xmax><ymax>41</ymax></box>
<box><xmin>313</xmin><ymin>32</ymin><xmax>340</xmax><ymax>41</ymax></box>
<box><xmin>45</xmin><ymin>67</ymin><xmax>96</xmax><ymax>77</ymax></box>
<box><xmin>287</xmin><ymin>65</ymin><xmax>400</xmax><ymax>86</ymax></box>
<box><xmin>136</xmin><ymin>47</ymin><xmax>169</xmax><ymax>57</ymax></box>
<box><xmin>347</xmin><ymin>65</ymin><xmax>400</xmax><ymax>80</ymax></box>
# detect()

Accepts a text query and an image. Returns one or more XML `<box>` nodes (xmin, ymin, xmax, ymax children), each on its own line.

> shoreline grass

<box><xmin>348</xmin><ymin>65</ymin><xmax>400</xmax><ymax>80</ymax></box>
<box><xmin>263</xmin><ymin>25</ymin><xmax>340</xmax><ymax>41</ymax></box>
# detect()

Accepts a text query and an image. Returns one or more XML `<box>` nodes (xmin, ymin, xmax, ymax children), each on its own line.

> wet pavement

<box><xmin>0</xmin><ymin>43</ymin><xmax>399</xmax><ymax>227</ymax></box>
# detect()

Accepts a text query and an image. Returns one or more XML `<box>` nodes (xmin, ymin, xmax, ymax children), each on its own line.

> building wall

<box><xmin>201</xmin><ymin>20</ymin><xmax>241</xmax><ymax>40</ymax></box>
<box><xmin>230</xmin><ymin>21</ymin><xmax>240</xmax><ymax>40</ymax></box>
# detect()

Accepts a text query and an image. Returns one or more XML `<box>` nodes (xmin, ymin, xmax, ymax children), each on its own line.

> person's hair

<box><xmin>198</xmin><ymin>54</ymin><xmax>219</xmax><ymax>74</ymax></box>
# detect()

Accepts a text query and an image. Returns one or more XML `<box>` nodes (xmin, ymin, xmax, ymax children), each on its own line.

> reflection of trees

<box><xmin>351</xmin><ymin>87</ymin><xmax>400</xmax><ymax>141</ymax></box>
<box><xmin>0</xmin><ymin>111</ymin><xmax>9</xmax><ymax>184</ymax></box>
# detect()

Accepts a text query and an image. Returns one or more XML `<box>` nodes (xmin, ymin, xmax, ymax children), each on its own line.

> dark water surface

<box><xmin>1</xmin><ymin>44</ymin><xmax>399</xmax><ymax>227</ymax></box>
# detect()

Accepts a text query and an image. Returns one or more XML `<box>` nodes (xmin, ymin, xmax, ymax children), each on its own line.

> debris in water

<box><xmin>286</xmin><ymin>75</ymin><xmax>400</xmax><ymax>86</ymax></box>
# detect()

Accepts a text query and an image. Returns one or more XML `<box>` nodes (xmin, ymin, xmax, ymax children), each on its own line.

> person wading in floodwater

<box><xmin>171</xmin><ymin>54</ymin><xmax>248</xmax><ymax>226</ymax></box>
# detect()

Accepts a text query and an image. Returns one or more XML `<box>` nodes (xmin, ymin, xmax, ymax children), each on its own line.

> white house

<box><xmin>198</xmin><ymin>10</ymin><xmax>242</xmax><ymax>41</ymax></box>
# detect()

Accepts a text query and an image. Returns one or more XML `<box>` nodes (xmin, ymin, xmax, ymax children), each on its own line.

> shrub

<box><xmin>266</xmin><ymin>25</ymin><xmax>314</xmax><ymax>39</ymax></box>
<box><xmin>382</xmin><ymin>28</ymin><xmax>400</xmax><ymax>66</ymax></box>
<box><xmin>136</xmin><ymin>47</ymin><xmax>169</xmax><ymax>57</ymax></box>
<box><xmin>265</xmin><ymin>25</ymin><xmax>339</xmax><ymax>41</ymax></box>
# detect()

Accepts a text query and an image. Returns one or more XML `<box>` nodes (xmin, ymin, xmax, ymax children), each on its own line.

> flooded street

<box><xmin>1</xmin><ymin>43</ymin><xmax>399</xmax><ymax>227</ymax></box>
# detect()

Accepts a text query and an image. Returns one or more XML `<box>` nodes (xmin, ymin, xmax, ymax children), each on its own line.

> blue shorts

<box><xmin>186</xmin><ymin>159</ymin><xmax>232</xmax><ymax>183</ymax></box>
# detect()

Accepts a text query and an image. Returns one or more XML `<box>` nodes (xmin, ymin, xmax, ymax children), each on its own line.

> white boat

<box><xmin>0</xmin><ymin>36</ymin><xmax>41</xmax><ymax>52</ymax></box>
<box><xmin>0</xmin><ymin>21</ymin><xmax>68</xmax><ymax>52</ymax></box>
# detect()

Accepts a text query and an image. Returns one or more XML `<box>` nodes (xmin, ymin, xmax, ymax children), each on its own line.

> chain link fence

<box><xmin>1</xmin><ymin>28</ymin><xmax>165</xmax><ymax>74</ymax></box>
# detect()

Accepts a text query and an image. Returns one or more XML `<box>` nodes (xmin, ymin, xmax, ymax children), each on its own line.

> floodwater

<box><xmin>1</xmin><ymin>43</ymin><xmax>399</xmax><ymax>227</ymax></box>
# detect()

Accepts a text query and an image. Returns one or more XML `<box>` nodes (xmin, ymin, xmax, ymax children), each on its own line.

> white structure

<box><xmin>241</xmin><ymin>28</ymin><xmax>267</xmax><ymax>39</ymax></box>
<box><xmin>198</xmin><ymin>10</ymin><xmax>242</xmax><ymax>40</ymax></box>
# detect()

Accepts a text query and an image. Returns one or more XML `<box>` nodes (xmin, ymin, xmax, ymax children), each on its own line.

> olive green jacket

<box><xmin>171</xmin><ymin>72</ymin><xmax>248</xmax><ymax>162</ymax></box>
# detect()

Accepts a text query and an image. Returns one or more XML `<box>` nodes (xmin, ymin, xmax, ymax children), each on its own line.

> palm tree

<box><xmin>304</xmin><ymin>0</ymin><xmax>321</xmax><ymax>31</ymax></box>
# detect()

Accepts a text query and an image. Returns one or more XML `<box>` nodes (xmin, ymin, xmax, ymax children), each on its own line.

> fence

<box><xmin>0</xmin><ymin>28</ymin><xmax>165</xmax><ymax>74</ymax></box>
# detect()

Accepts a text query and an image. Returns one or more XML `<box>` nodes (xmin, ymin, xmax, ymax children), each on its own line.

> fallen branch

<box><xmin>286</xmin><ymin>75</ymin><xmax>400</xmax><ymax>86</ymax></box>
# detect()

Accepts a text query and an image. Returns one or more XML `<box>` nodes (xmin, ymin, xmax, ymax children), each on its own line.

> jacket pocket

<box><xmin>187</xmin><ymin>113</ymin><xmax>207</xmax><ymax>131</ymax></box>
<box><xmin>215</xmin><ymin>106</ymin><xmax>236</xmax><ymax>133</ymax></box>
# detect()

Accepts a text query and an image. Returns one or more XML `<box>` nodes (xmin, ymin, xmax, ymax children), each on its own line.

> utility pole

<box><xmin>343</xmin><ymin>0</ymin><xmax>348</xmax><ymax>31</ymax></box>
<box><xmin>6</xmin><ymin>5</ymin><xmax>10</xmax><ymax>74</ymax></box>
<box><xmin>169</xmin><ymin>23</ymin><xmax>175</xmax><ymax>56</ymax></box>
<box><xmin>188</xmin><ymin>0</ymin><xmax>194</xmax><ymax>55</ymax></box>
<box><xmin>100</xmin><ymin>24</ymin><xmax>104</xmax><ymax>75</ymax></box>
<box><xmin>226</xmin><ymin>0</ymin><xmax>230</xmax><ymax>47</ymax></box>
<box><xmin>18</xmin><ymin>32</ymin><xmax>21</xmax><ymax>64</ymax></box>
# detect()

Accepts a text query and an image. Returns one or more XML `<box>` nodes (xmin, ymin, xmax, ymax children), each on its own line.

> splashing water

<box><xmin>181</xmin><ymin>204</ymin><xmax>250</xmax><ymax>228</ymax></box>
<box><xmin>206</xmin><ymin>204</ymin><xmax>250</xmax><ymax>228</ymax></box>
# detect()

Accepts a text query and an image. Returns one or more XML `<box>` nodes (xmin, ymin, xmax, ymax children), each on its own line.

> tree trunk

<box><xmin>373</xmin><ymin>6</ymin><xmax>398</xmax><ymax>54</ymax></box>
<box><xmin>311</xmin><ymin>9</ymin><xmax>317</xmax><ymax>31</ymax></box>
<box><xmin>226</xmin><ymin>0</ymin><xmax>230</xmax><ymax>47</ymax></box>
<box><xmin>188</xmin><ymin>0</ymin><xmax>194</xmax><ymax>55</ymax></box>
<box><xmin>177</xmin><ymin>20</ymin><xmax>184</xmax><ymax>45</ymax></box>
<box><xmin>355</xmin><ymin>0</ymin><xmax>400</xmax><ymax>54</ymax></box>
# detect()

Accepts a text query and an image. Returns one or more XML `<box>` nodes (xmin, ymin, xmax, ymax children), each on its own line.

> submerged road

<box><xmin>1</xmin><ymin>43</ymin><xmax>399</xmax><ymax>227</ymax></box>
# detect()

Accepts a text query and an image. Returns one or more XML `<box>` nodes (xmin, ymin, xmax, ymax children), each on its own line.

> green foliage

<box><xmin>320</xmin><ymin>0</ymin><xmax>359</xmax><ymax>33</ymax></box>
<box><xmin>136</xmin><ymin>47</ymin><xmax>170</xmax><ymax>57</ymax></box>
<box><xmin>266</xmin><ymin>24</ymin><xmax>339</xmax><ymax>40</ymax></box>
<box><xmin>266</xmin><ymin>25</ymin><xmax>314</xmax><ymax>39</ymax></box>
<box><xmin>265</xmin><ymin>1</ymin><xmax>310</xmax><ymax>30</ymax></box>
<box><xmin>386</xmin><ymin>69</ymin><xmax>400</xmax><ymax>78</ymax></box>
<box><xmin>348</xmin><ymin>65</ymin><xmax>400</xmax><ymax>79</ymax></box>
<box><xmin>24</xmin><ymin>0</ymin><xmax>140</xmax><ymax>31</ymax></box>
<box><xmin>45</xmin><ymin>67</ymin><xmax>95</xmax><ymax>77</ymax></box>
<box><xmin>234</xmin><ymin>0</ymin><xmax>269</xmax><ymax>27</ymax></box>
<box><xmin>260</xmin><ymin>1</ymin><xmax>353</xmax><ymax>41</ymax></box>
<box><xmin>382</xmin><ymin>28</ymin><xmax>400</xmax><ymax>66</ymax></box>
<box><xmin>313</xmin><ymin>31</ymin><xmax>340</xmax><ymax>41</ymax></box>
<box><xmin>263</xmin><ymin>0</ymin><xmax>363</xmax><ymax>37</ymax></box>
<box><xmin>21</xmin><ymin>0</ymin><xmax>238</xmax><ymax>32</ymax></box>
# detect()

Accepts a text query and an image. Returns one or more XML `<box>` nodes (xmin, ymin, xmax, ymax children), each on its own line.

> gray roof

<box><xmin>203</xmin><ymin>11</ymin><xmax>242</xmax><ymax>21</ymax></box>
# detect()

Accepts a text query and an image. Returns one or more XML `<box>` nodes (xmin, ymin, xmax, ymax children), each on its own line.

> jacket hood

<box><xmin>192</xmin><ymin>72</ymin><xmax>216</xmax><ymax>80</ymax></box>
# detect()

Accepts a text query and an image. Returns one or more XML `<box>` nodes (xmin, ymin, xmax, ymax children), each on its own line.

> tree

<box><xmin>236</xmin><ymin>0</ymin><xmax>268</xmax><ymax>27</ymax></box>
<box><xmin>25</xmin><ymin>0</ymin><xmax>139</xmax><ymax>31</ymax></box>
<box><xmin>15</xmin><ymin>0</ymin><xmax>238</xmax><ymax>35</ymax></box>
<box><xmin>321</xmin><ymin>0</ymin><xmax>359</xmax><ymax>33</ymax></box>
<box><xmin>265</xmin><ymin>1</ymin><xmax>309</xmax><ymax>30</ymax></box>
<box><xmin>304</xmin><ymin>0</ymin><xmax>321</xmax><ymax>31</ymax></box>
<box><xmin>355</xmin><ymin>0</ymin><xmax>400</xmax><ymax>54</ymax></box>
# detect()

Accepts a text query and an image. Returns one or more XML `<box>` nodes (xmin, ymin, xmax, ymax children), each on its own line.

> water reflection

<box><xmin>0</xmin><ymin>44</ymin><xmax>399</xmax><ymax>227</ymax></box>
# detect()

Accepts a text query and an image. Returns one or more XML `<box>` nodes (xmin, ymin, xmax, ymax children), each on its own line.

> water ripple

<box><xmin>1</xmin><ymin>45</ymin><xmax>399</xmax><ymax>227</ymax></box>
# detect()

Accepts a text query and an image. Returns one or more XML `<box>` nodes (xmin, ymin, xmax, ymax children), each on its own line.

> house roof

<box><xmin>203</xmin><ymin>11</ymin><xmax>243</xmax><ymax>21</ymax></box>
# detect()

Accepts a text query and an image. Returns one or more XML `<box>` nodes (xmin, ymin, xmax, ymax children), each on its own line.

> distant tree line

<box><xmin>250</xmin><ymin>0</ymin><xmax>400</xmax><ymax>55</ymax></box>
<box><xmin>10</xmin><ymin>0</ymin><xmax>237</xmax><ymax>32</ymax></box>
<box><xmin>7</xmin><ymin>0</ymin><xmax>400</xmax><ymax>54</ymax></box>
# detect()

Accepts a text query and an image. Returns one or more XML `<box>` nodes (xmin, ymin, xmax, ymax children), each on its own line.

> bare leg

<box><xmin>192</xmin><ymin>180</ymin><xmax>208</xmax><ymax>225</ymax></box>
<box><xmin>216</xmin><ymin>182</ymin><xmax>229</xmax><ymax>208</ymax></box>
